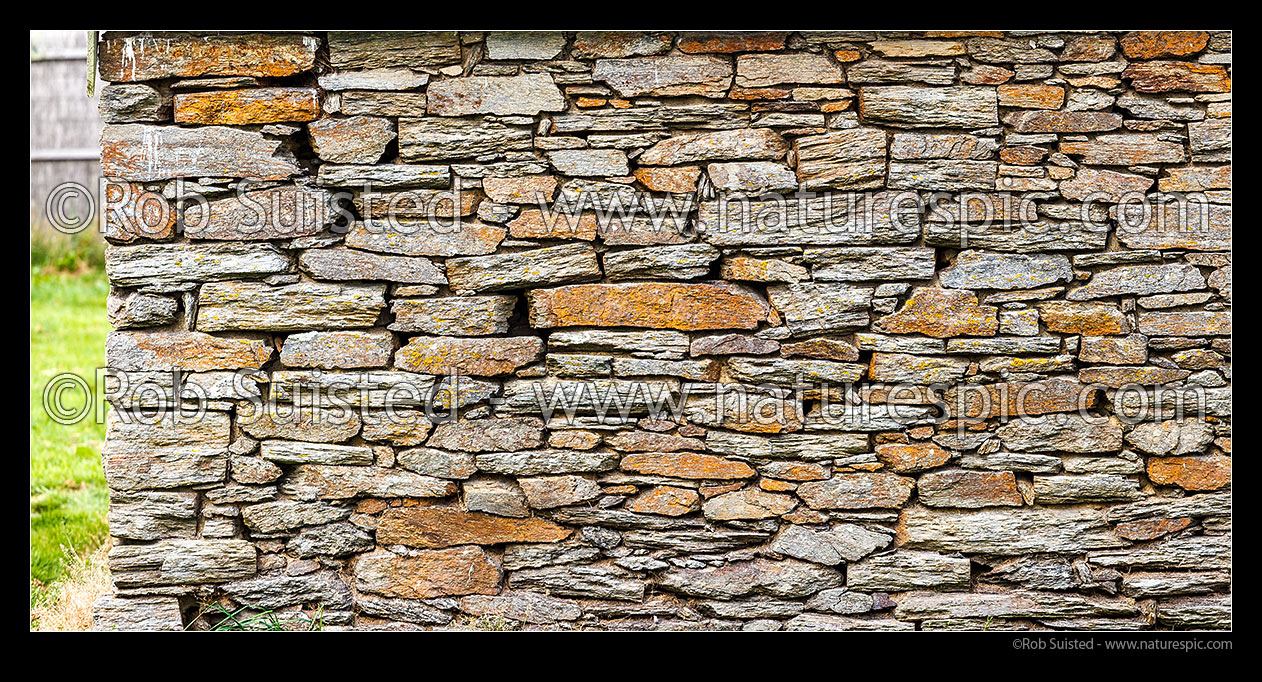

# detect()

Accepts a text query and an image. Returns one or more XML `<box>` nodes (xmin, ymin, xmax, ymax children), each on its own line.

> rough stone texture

<box><xmin>96</xmin><ymin>30</ymin><xmax>1232</xmax><ymax>633</ymax></box>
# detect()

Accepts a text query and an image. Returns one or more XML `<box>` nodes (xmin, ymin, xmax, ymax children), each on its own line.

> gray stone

<box><xmin>428</xmin><ymin>74</ymin><xmax>565</xmax><ymax>116</ymax></box>
<box><xmin>860</xmin><ymin>86</ymin><xmax>999</xmax><ymax>128</ymax></box>
<box><xmin>107</xmin><ymin>491</ymin><xmax>198</xmax><ymax>541</ymax></box>
<box><xmin>390</xmin><ymin>296</ymin><xmax>516</xmax><ymax>335</ymax></box>
<box><xmin>474</xmin><ymin>450</ymin><xmax>620</xmax><ymax>476</ymax></box>
<box><xmin>299</xmin><ymin>247</ymin><xmax>445</xmax><ymax>285</ymax></box>
<box><xmin>792</xmin><ymin>129</ymin><xmax>887</xmax><ymax>190</ymax></box>
<box><xmin>109</xmin><ymin>539</ymin><xmax>256</xmax><ymax>587</ymax></box>
<box><xmin>92</xmin><ymin>596</ymin><xmax>183</xmax><ymax>631</ymax></box>
<box><xmin>997</xmin><ymin>415</ymin><xmax>1124</xmax><ymax>453</ymax></box>
<box><xmin>446</xmin><ymin>244</ymin><xmax>602</xmax><ymax>293</ymax></box>
<box><xmin>806</xmin><ymin>247</ymin><xmax>936</xmax><ymax>282</ymax></box>
<box><xmin>901</xmin><ymin>505</ymin><xmax>1126</xmax><ymax>554</ymax></box>
<box><xmin>940</xmin><ymin>251</ymin><xmax>1072</xmax><ymax>290</ymax></box>
<box><xmin>1069</xmin><ymin>264</ymin><xmax>1207</xmax><ymax>300</ymax></box>
<box><xmin>197</xmin><ymin>281</ymin><xmax>385</xmax><ymax>332</ymax></box>
<box><xmin>847</xmin><ymin>551</ymin><xmax>972</xmax><ymax>591</ymax></box>
<box><xmin>106</xmin><ymin>243</ymin><xmax>290</xmax><ymax>288</ymax></box>
<box><xmin>769</xmin><ymin>524</ymin><xmax>892</xmax><ymax>565</ymax></box>
<box><xmin>509</xmin><ymin>565</ymin><xmax>646</xmax><ymax>601</ymax></box>
<box><xmin>289</xmin><ymin>522</ymin><xmax>374</xmax><ymax>558</ymax></box>
<box><xmin>399</xmin><ymin>117</ymin><xmax>532</xmax><ymax>162</ymax></box>
<box><xmin>241</xmin><ymin>500</ymin><xmax>351</xmax><ymax>533</ymax></box>
<box><xmin>768</xmin><ymin>283</ymin><xmax>873</xmax><ymax>334</ymax></box>
<box><xmin>593</xmin><ymin>54</ymin><xmax>733</xmax><ymax>98</ymax></box>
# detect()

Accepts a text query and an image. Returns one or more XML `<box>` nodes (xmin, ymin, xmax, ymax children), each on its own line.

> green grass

<box><xmin>30</xmin><ymin>266</ymin><xmax>110</xmax><ymax>609</ymax></box>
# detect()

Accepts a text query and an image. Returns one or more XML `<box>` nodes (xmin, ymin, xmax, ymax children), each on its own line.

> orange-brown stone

<box><xmin>634</xmin><ymin>167</ymin><xmax>702</xmax><ymax>193</ymax></box>
<box><xmin>620</xmin><ymin>452</ymin><xmax>755</xmax><ymax>480</ymax></box>
<box><xmin>997</xmin><ymin>84</ymin><xmax>1064</xmax><ymax>109</ymax></box>
<box><xmin>876</xmin><ymin>288</ymin><xmax>998</xmax><ymax>338</ymax></box>
<box><xmin>98</xmin><ymin>32</ymin><xmax>317</xmax><ymax>82</ymax></box>
<box><xmin>917</xmin><ymin>469</ymin><xmax>1024</xmax><ymax>508</ymax></box>
<box><xmin>527</xmin><ymin>282</ymin><xmax>769</xmax><ymax>331</ymax></box>
<box><xmin>352</xmin><ymin>547</ymin><xmax>500</xmax><ymax>599</ymax></box>
<box><xmin>678</xmin><ymin>32</ymin><xmax>788</xmax><ymax>54</ymax></box>
<box><xmin>394</xmin><ymin>336</ymin><xmax>543</xmax><ymax>376</ymax></box>
<box><xmin>507</xmin><ymin>208</ymin><xmax>599</xmax><ymax>240</ymax></box>
<box><xmin>376</xmin><ymin>506</ymin><xmax>572</xmax><ymax>548</ymax></box>
<box><xmin>875</xmin><ymin>442</ymin><xmax>953</xmax><ymax>474</ymax></box>
<box><xmin>1147</xmin><ymin>455</ymin><xmax>1231</xmax><ymax>491</ymax></box>
<box><xmin>174</xmin><ymin>87</ymin><xmax>319</xmax><ymax>125</ymax></box>
<box><xmin>482</xmin><ymin>176</ymin><xmax>558</xmax><ymax>205</ymax></box>
<box><xmin>1120</xmin><ymin>31</ymin><xmax>1210</xmax><ymax>60</ymax></box>
<box><xmin>1038</xmin><ymin>301</ymin><xmax>1129</xmax><ymax>335</ymax></box>
<box><xmin>627</xmin><ymin>486</ymin><xmax>701</xmax><ymax>516</ymax></box>
<box><xmin>1115</xmin><ymin>517</ymin><xmax>1191</xmax><ymax>541</ymax></box>
<box><xmin>1122</xmin><ymin>61</ymin><xmax>1231</xmax><ymax>93</ymax></box>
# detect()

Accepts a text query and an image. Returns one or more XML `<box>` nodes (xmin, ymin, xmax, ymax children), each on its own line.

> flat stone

<box><xmin>175</xmin><ymin>87</ymin><xmax>317</xmax><ymax>125</ymax></box>
<box><xmin>196</xmin><ymin>281</ymin><xmax>385</xmax><ymax>332</ymax></box>
<box><xmin>1147</xmin><ymin>455</ymin><xmax>1231</xmax><ymax>491</ymax></box>
<box><xmin>769</xmin><ymin>523</ymin><xmax>891</xmax><ymax>565</ymax></box>
<box><xmin>593</xmin><ymin>54</ymin><xmax>733</xmax><ymax>97</ymax></box>
<box><xmin>261</xmin><ymin>440</ymin><xmax>373</xmax><ymax>466</ymax></box>
<box><xmin>99</xmin><ymin>32</ymin><xmax>318</xmax><ymax>81</ymax></box>
<box><xmin>484</xmin><ymin>32</ymin><xmax>567</xmax><ymax>60</ymax></box>
<box><xmin>308</xmin><ymin>116</ymin><xmax>395</xmax><ymax>164</ymax></box>
<box><xmin>280</xmin><ymin>330</ymin><xmax>393</xmax><ymax>369</ymax></box>
<box><xmin>1136</xmin><ymin>311</ymin><xmax>1231</xmax><ymax>336</ymax></box>
<box><xmin>918</xmin><ymin>469</ymin><xmax>1023</xmax><ymax>508</ymax></box>
<box><xmin>460</xmin><ymin>591</ymin><xmax>581</xmax><ymax>624</ymax></box>
<box><xmin>860</xmin><ymin>86</ymin><xmax>998</xmax><ymax>128</ymax></box>
<box><xmin>448</xmin><ymin>244</ymin><xmax>602</xmax><ymax>293</ymax></box>
<box><xmin>1122</xmin><ymin>61</ymin><xmax>1230</xmax><ymax>93</ymax></box>
<box><xmin>377</xmin><ymin>506</ymin><xmax>570</xmax><ymax>548</ymax></box>
<box><xmin>793</xmin><ymin>128</ymin><xmax>887</xmax><ymax>190</ymax></box>
<box><xmin>317</xmin><ymin>164</ymin><xmax>451</xmax><ymax>189</ymax></box>
<box><xmin>997</xmin><ymin>415</ymin><xmax>1124</xmax><ymax>453</ymax></box>
<box><xmin>1038</xmin><ymin>301</ymin><xmax>1129</xmax><ymax>335</ymax></box>
<box><xmin>1120</xmin><ymin>31</ymin><xmax>1210</xmax><ymax>59</ymax></box>
<box><xmin>345</xmin><ymin>216</ymin><xmax>498</xmax><ymax>257</ymax></box>
<box><xmin>1003</xmin><ymin>110</ymin><xmax>1122</xmax><ymax>133</ymax></box>
<box><xmin>638</xmin><ymin>128</ymin><xmax>789</xmax><ymax>165</ymax></box>
<box><xmin>528</xmin><ymin>281</ymin><xmax>768</xmax><ymax>330</ymax></box>
<box><xmin>1060</xmin><ymin>168</ymin><xmax>1154</xmax><ymax>202</ymax></box>
<box><xmin>241</xmin><ymin>500</ymin><xmax>350</xmax><ymax>534</ymax></box>
<box><xmin>572</xmin><ymin>32</ymin><xmax>673</xmax><ymax>59</ymax></box>
<box><xmin>768</xmin><ymin>283</ymin><xmax>873</xmax><ymax>335</ymax></box>
<box><xmin>327</xmin><ymin>31</ymin><xmax>461</xmax><ymax>69</ymax></box>
<box><xmin>399</xmin><ymin>117</ymin><xmax>532</xmax><ymax>162</ymax></box>
<box><xmin>103</xmin><ymin>410</ymin><xmax>229</xmax><ymax>491</ymax></box>
<box><xmin>797</xmin><ymin>473</ymin><xmax>914</xmax><ymax>509</ymax></box>
<box><xmin>92</xmin><ymin>596</ymin><xmax>184</xmax><ymax>631</ymax></box>
<box><xmin>876</xmin><ymin>288</ymin><xmax>997</xmax><ymax>338</ymax></box>
<box><xmin>106</xmin><ymin>243</ymin><xmax>290</xmax><ymax>288</ymax></box>
<box><xmin>805</xmin><ymin>247</ymin><xmax>935</xmax><ymax>282</ymax></box>
<box><xmin>395</xmin><ymin>336</ymin><xmax>542</xmax><ymax>376</ymax></box>
<box><xmin>848</xmin><ymin>551</ymin><xmax>972</xmax><ymax>591</ymax></box>
<box><xmin>508</xmin><ymin>565</ymin><xmax>645</xmax><ymax>601</ymax></box>
<box><xmin>735</xmin><ymin>53</ymin><xmax>845</xmax><ymax>88</ymax></box>
<box><xmin>901</xmin><ymin>505</ymin><xmax>1126</xmax><ymax>554</ymax></box>
<box><xmin>390</xmin><ymin>296</ymin><xmax>516</xmax><ymax>336</ymax></box>
<box><xmin>106</xmin><ymin>331</ymin><xmax>271</xmax><ymax>372</ymax></box>
<box><xmin>1060</xmin><ymin>134</ymin><xmax>1185</xmax><ymax>165</ymax></box>
<box><xmin>107</xmin><ymin>491</ymin><xmax>198</xmax><ymax>541</ymax></box>
<box><xmin>627</xmin><ymin>486</ymin><xmax>701</xmax><ymax>516</ymax></box>
<box><xmin>298</xmin><ymin>247</ymin><xmax>446</xmax><ymax>285</ymax></box>
<box><xmin>109</xmin><ymin>539</ymin><xmax>256</xmax><ymax>587</ymax></box>
<box><xmin>182</xmin><ymin>185</ymin><xmax>332</xmax><ymax>241</ymax></box>
<box><xmin>621</xmin><ymin>452</ymin><xmax>755</xmax><ymax>480</ymax></box>
<box><xmin>318</xmin><ymin>69</ymin><xmax>429</xmax><ymax>91</ymax></box>
<box><xmin>1033</xmin><ymin>474</ymin><xmax>1143</xmax><ymax>503</ymax></box>
<box><xmin>940</xmin><ymin>251</ymin><xmax>1072</xmax><ymax>290</ymax></box>
<box><xmin>659</xmin><ymin>558</ymin><xmax>843</xmax><ymax>599</ymax></box>
<box><xmin>707</xmin><ymin>161</ymin><xmax>799</xmax><ymax>195</ymax></box>
<box><xmin>703</xmin><ymin>488</ymin><xmax>797</xmax><ymax>520</ymax></box>
<box><xmin>868</xmin><ymin>353</ymin><xmax>968</xmax><ymax>384</ymax></box>
<box><xmin>284</xmin><ymin>465</ymin><xmax>457</xmax><ymax>499</ymax></box>
<box><xmin>475</xmin><ymin>449</ymin><xmax>620</xmax><ymax>476</ymax></box>
<box><xmin>353</xmin><ymin>547</ymin><xmax>499</xmax><ymax>599</ymax></box>
<box><xmin>101</xmin><ymin>124</ymin><xmax>298</xmax><ymax>180</ymax></box>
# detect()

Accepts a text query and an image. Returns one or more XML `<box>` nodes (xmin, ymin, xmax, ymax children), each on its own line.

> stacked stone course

<box><xmin>94</xmin><ymin>30</ymin><xmax>1230</xmax><ymax>631</ymax></box>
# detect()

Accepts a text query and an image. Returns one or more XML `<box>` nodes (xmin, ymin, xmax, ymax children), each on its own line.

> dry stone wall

<box><xmin>93</xmin><ymin>30</ymin><xmax>1231</xmax><ymax>631</ymax></box>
